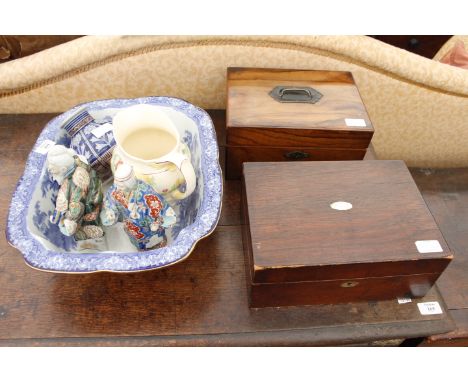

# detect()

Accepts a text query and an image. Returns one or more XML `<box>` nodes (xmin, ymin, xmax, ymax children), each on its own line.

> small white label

<box><xmin>330</xmin><ymin>201</ymin><xmax>353</xmax><ymax>211</ymax></box>
<box><xmin>418</xmin><ymin>302</ymin><xmax>443</xmax><ymax>315</ymax></box>
<box><xmin>415</xmin><ymin>240</ymin><xmax>443</xmax><ymax>254</ymax></box>
<box><xmin>34</xmin><ymin>139</ymin><xmax>56</xmax><ymax>154</ymax></box>
<box><xmin>345</xmin><ymin>118</ymin><xmax>366</xmax><ymax>127</ymax></box>
<box><xmin>397</xmin><ymin>297</ymin><xmax>412</xmax><ymax>304</ymax></box>
<box><xmin>91</xmin><ymin>123</ymin><xmax>113</xmax><ymax>138</ymax></box>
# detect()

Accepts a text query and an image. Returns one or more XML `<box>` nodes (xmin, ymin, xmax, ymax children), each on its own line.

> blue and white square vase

<box><xmin>6</xmin><ymin>97</ymin><xmax>223</xmax><ymax>273</ymax></box>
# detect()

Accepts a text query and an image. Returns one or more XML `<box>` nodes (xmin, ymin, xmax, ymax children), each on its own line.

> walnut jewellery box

<box><xmin>226</xmin><ymin>68</ymin><xmax>374</xmax><ymax>179</ymax></box>
<box><xmin>241</xmin><ymin>160</ymin><xmax>453</xmax><ymax>308</ymax></box>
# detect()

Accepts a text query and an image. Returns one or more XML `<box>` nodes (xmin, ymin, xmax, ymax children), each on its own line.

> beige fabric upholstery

<box><xmin>433</xmin><ymin>35</ymin><xmax>468</xmax><ymax>61</ymax></box>
<box><xmin>1</xmin><ymin>35</ymin><xmax>467</xmax><ymax>168</ymax></box>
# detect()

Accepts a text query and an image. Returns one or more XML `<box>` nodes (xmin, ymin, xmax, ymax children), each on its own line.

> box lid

<box><xmin>242</xmin><ymin>161</ymin><xmax>453</xmax><ymax>284</ymax></box>
<box><xmin>227</xmin><ymin>68</ymin><xmax>374</xmax><ymax>148</ymax></box>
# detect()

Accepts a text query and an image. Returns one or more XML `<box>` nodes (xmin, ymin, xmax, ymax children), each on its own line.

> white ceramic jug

<box><xmin>111</xmin><ymin>104</ymin><xmax>196</xmax><ymax>200</ymax></box>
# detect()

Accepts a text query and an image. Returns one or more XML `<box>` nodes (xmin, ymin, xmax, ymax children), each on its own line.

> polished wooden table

<box><xmin>0</xmin><ymin>112</ymin><xmax>458</xmax><ymax>346</ymax></box>
<box><xmin>410</xmin><ymin>168</ymin><xmax>468</xmax><ymax>346</ymax></box>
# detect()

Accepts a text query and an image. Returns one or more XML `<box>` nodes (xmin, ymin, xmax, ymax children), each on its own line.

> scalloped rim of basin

<box><xmin>6</xmin><ymin>96</ymin><xmax>223</xmax><ymax>273</ymax></box>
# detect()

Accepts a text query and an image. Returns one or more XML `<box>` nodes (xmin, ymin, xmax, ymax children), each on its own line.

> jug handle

<box><xmin>169</xmin><ymin>153</ymin><xmax>196</xmax><ymax>200</ymax></box>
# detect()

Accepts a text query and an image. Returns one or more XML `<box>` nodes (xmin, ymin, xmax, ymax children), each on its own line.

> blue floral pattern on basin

<box><xmin>6</xmin><ymin>97</ymin><xmax>223</xmax><ymax>273</ymax></box>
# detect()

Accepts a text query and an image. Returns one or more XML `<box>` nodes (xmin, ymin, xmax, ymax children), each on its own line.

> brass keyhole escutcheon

<box><xmin>341</xmin><ymin>281</ymin><xmax>359</xmax><ymax>288</ymax></box>
<box><xmin>284</xmin><ymin>151</ymin><xmax>310</xmax><ymax>160</ymax></box>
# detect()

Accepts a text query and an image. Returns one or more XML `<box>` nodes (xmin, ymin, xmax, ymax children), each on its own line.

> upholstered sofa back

<box><xmin>1</xmin><ymin>35</ymin><xmax>467</xmax><ymax>168</ymax></box>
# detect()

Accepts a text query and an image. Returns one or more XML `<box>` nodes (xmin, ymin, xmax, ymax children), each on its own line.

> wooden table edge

<box><xmin>422</xmin><ymin>308</ymin><xmax>468</xmax><ymax>346</ymax></box>
<box><xmin>0</xmin><ymin>317</ymin><xmax>455</xmax><ymax>347</ymax></box>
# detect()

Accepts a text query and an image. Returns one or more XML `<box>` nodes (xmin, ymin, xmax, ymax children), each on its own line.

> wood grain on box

<box><xmin>227</xmin><ymin>146</ymin><xmax>366</xmax><ymax>181</ymax></box>
<box><xmin>226</xmin><ymin>68</ymin><xmax>374</xmax><ymax>179</ymax></box>
<box><xmin>242</xmin><ymin>161</ymin><xmax>452</xmax><ymax>307</ymax></box>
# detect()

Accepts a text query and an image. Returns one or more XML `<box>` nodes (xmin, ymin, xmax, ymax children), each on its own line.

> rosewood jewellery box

<box><xmin>241</xmin><ymin>160</ymin><xmax>453</xmax><ymax>308</ymax></box>
<box><xmin>226</xmin><ymin>67</ymin><xmax>374</xmax><ymax>179</ymax></box>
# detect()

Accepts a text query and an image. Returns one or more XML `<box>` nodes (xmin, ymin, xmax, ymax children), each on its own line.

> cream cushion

<box><xmin>1</xmin><ymin>35</ymin><xmax>467</xmax><ymax>168</ymax></box>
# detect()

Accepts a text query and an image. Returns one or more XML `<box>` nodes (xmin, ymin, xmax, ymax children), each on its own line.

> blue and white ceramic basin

<box><xmin>6</xmin><ymin>97</ymin><xmax>223</xmax><ymax>273</ymax></box>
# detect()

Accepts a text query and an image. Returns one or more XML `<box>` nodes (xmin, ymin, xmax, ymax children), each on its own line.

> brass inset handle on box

<box><xmin>269</xmin><ymin>86</ymin><xmax>323</xmax><ymax>104</ymax></box>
